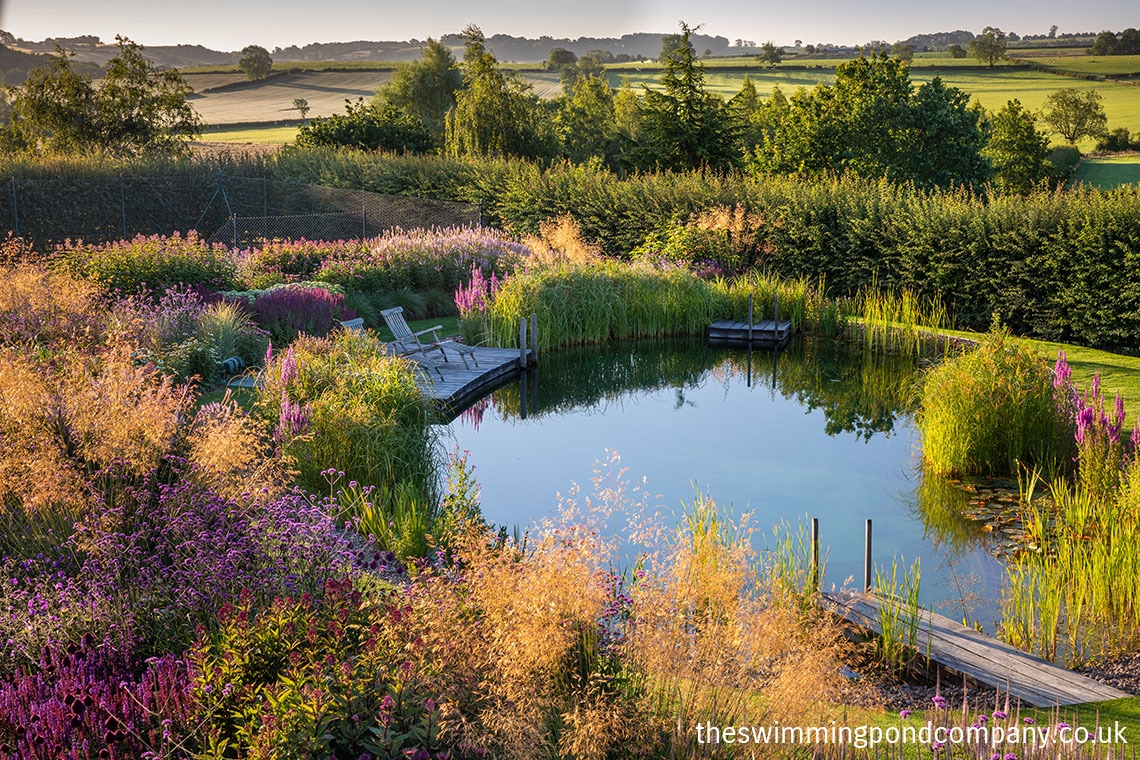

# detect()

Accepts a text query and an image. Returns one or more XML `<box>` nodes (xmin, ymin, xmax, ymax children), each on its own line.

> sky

<box><xmin>0</xmin><ymin>0</ymin><xmax>1135</xmax><ymax>51</ymax></box>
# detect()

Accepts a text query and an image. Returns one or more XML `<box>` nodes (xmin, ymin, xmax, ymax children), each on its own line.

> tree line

<box><xmin>0</xmin><ymin>24</ymin><xmax>1122</xmax><ymax>194</ymax></box>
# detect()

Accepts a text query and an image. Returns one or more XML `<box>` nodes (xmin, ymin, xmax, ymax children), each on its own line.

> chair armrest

<box><xmin>412</xmin><ymin>325</ymin><xmax>445</xmax><ymax>341</ymax></box>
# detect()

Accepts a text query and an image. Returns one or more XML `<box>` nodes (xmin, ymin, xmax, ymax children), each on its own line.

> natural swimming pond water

<box><xmin>440</xmin><ymin>338</ymin><xmax>1008</xmax><ymax>628</ymax></box>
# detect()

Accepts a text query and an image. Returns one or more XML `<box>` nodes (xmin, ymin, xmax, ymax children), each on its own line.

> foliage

<box><xmin>2</xmin><ymin>37</ymin><xmax>200</xmax><ymax>157</ymax></box>
<box><xmin>376</xmin><ymin>38</ymin><xmax>463</xmax><ymax>142</ymax></box>
<box><xmin>445</xmin><ymin>25</ymin><xmax>555</xmax><ymax>160</ymax></box>
<box><xmin>968</xmin><ymin>26</ymin><xmax>1008</xmax><ymax>67</ymax></box>
<box><xmin>634</xmin><ymin>23</ymin><xmax>737</xmax><ymax>171</ymax></box>
<box><xmin>1043</xmin><ymin>88</ymin><xmax>1109</xmax><ymax>144</ymax></box>
<box><xmin>1097</xmin><ymin>127</ymin><xmax>1133</xmax><ymax>153</ymax></box>
<box><xmin>60</xmin><ymin>231</ymin><xmax>238</xmax><ymax>295</ymax></box>
<box><xmin>918</xmin><ymin>326</ymin><xmax>1075</xmax><ymax>477</ymax></box>
<box><xmin>191</xmin><ymin>579</ymin><xmax>445</xmax><ymax>760</ymax></box>
<box><xmin>295</xmin><ymin>99</ymin><xmax>434</xmax><ymax>154</ymax></box>
<box><xmin>1087</xmin><ymin>28</ymin><xmax>1140</xmax><ymax>56</ymax></box>
<box><xmin>554</xmin><ymin>78</ymin><xmax>622</xmax><ymax>165</ymax></box>
<box><xmin>983</xmin><ymin>99</ymin><xmax>1052</xmax><ymax>194</ymax></box>
<box><xmin>238</xmin><ymin>44</ymin><xmax>273</xmax><ymax>81</ymax></box>
<box><xmin>255</xmin><ymin>330</ymin><xmax>440</xmax><ymax>499</ymax></box>
<box><xmin>747</xmin><ymin>53</ymin><xmax>988</xmax><ymax>189</ymax></box>
<box><xmin>292</xmin><ymin>97</ymin><xmax>310</xmax><ymax>120</ymax></box>
<box><xmin>758</xmin><ymin>41</ymin><xmax>784</xmax><ymax>66</ymax></box>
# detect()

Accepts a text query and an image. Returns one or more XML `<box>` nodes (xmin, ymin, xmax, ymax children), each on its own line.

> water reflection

<box><xmin>444</xmin><ymin>337</ymin><xmax>1007</xmax><ymax>628</ymax></box>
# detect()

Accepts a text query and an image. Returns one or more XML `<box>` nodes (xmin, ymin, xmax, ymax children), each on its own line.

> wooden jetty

<box><xmin>822</xmin><ymin>591</ymin><xmax>1130</xmax><ymax>707</ymax></box>
<box><xmin>414</xmin><ymin>345</ymin><xmax>533</xmax><ymax>419</ymax></box>
<box><xmin>708</xmin><ymin>318</ymin><xmax>793</xmax><ymax>348</ymax></box>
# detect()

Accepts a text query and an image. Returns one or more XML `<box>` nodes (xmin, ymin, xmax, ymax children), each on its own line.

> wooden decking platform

<box><xmin>708</xmin><ymin>319</ymin><xmax>793</xmax><ymax>348</ymax></box>
<box><xmin>414</xmin><ymin>345</ymin><xmax>531</xmax><ymax>418</ymax></box>
<box><xmin>823</xmin><ymin>591</ymin><xmax>1130</xmax><ymax>707</ymax></box>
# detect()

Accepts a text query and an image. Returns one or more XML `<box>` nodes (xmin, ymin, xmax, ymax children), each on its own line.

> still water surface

<box><xmin>440</xmin><ymin>338</ymin><xmax>1007</xmax><ymax>628</ymax></box>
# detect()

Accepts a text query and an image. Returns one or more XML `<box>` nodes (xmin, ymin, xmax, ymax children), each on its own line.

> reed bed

<box><xmin>918</xmin><ymin>328</ymin><xmax>1074</xmax><ymax>477</ymax></box>
<box><xmin>845</xmin><ymin>285</ymin><xmax>951</xmax><ymax>358</ymax></box>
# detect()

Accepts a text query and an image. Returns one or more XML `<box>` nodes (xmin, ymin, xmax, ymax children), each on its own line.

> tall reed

<box><xmin>919</xmin><ymin>326</ymin><xmax>1074</xmax><ymax>477</ymax></box>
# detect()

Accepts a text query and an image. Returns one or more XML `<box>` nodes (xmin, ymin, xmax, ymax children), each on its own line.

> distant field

<box><xmin>181</xmin><ymin>61</ymin><xmax>403</xmax><ymax>75</ymax></box>
<box><xmin>198</xmin><ymin>125</ymin><xmax>300</xmax><ymax>144</ymax></box>
<box><xmin>1071</xmin><ymin>156</ymin><xmax>1140</xmax><ymax>189</ymax></box>
<box><xmin>186</xmin><ymin>70</ymin><xmax>392</xmax><ymax>126</ymax></box>
<box><xmin>1014</xmin><ymin>54</ymin><xmax>1140</xmax><ymax>77</ymax></box>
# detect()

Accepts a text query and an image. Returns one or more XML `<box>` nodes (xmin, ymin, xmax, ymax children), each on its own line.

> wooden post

<box><xmin>810</xmin><ymin>517</ymin><xmax>819</xmax><ymax>592</ymax></box>
<box><xmin>747</xmin><ymin>293</ymin><xmax>754</xmax><ymax>344</ymax></box>
<box><xmin>530</xmin><ymin>312</ymin><xmax>538</xmax><ymax>363</ymax></box>
<box><xmin>519</xmin><ymin>369</ymin><xmax>528</xmax><ymax>420</ymax></box>
<box><xmin>774</xmin><ymin>292</ymin><xmax>780</xmax><ymax>340</ymax></box>
<box><xmin>519</xmin><ymin>317</ymin><xmax>527</xmax><ymax>369</ymax></box>
<box><xmin>864</xmin><ymin>519</ymin><xmax>873</xmax><ymax>593</ymax></box>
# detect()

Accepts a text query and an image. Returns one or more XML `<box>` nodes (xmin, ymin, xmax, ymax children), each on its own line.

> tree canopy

<box><xmin>634</xmin><ymin>23</ymin><xmax>737</xmax><ymax>171</ymax></box>
<box><xmin>376</xmin><ymin>38</ymin><xmax>463</xmax><ymax>142</ymax></box>
<box><xmin>968</xmin><ymin>27</ymin><xmax>1007</xmax><ymax>67</ymax></box>
<box><xmin>746</xmin><ymin>52</ymin><xmax>987</xmax><ymax>189</ymax></box>
<box><xmin>982</xmin><ymin>99</ymin><xmax>1051</xmax><ymax>194</ymax></box>
<box><xmin>1043</xmin><ymin>88</ymin><xmax>1108</xmax><ymax>144</ymax></box>
<box><xmin>444</xmin><ymin>25</ymin><xmax>554</xmax><ymax>159</ymax></box>
<box><xmin>238</xmin><ymin>45</ymin><xmax>273</xmax><ymax>80</ymax></box>
<box><xmin>2</xmin><ymin>37</ymin><xmax>200</xmax><ymax>157</ymax></box>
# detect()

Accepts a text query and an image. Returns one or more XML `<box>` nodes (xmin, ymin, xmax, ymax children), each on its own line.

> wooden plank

<box><xmin>410</xmin><ymin>345</ymin><xmax>530</xmax><ymax>421</ymax></box>
<box><xmin>822</xmin><ymin>591</ymin><xmax>1130</xmax><ymax>707</ymax></box>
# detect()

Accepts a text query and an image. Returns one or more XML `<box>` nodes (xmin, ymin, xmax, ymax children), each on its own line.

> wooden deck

<box><xmin>822</xmin><ymin>591</ymin><xmax>1130</xmax><ymax>707</ymax></box>
<box><xmin>708</xmin><ymin>319</ymin><xmax>794</xmax><ymax>348</ymax></box>
<box><xmin>414</xmin><ymin>345</ymin><xmax>532</xmax><ymax>419</ymax></box>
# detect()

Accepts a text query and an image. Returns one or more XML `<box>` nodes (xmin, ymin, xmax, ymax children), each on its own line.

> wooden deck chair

<box><xmin>340</xmin><ymin>317</ymin><xmax>366</xmax><ymax>335</ymax></box>
<box><xmin>380</xmin><ymin>306</ymin><xmax>478</xmax><ymax>369</ymax></box>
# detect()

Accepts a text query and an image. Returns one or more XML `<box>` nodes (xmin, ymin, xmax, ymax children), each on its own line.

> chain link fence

<box><xmin>0</xmin><ymin>173</ymin><xmax>483</xmax><ymax>249</ymax></box>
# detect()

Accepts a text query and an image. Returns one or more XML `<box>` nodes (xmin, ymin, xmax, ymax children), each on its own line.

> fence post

<box><xmin>120</xmin><ymin>175</ymin><xmax>128</xmax><ymax>239</ymax></box>
<box><xmin>232</xmin><ymin>213</ymin><xmax>238</xmax><ymax>249</ymax></box>
<box><xmin>519</xmin><ymin>318</ymin><xmax>527</xmax><ymax>370</ymax></box>
<box><xmin>361</xmin><ymin>188</ymin><xmax>367</xmax><ymax>240</ymax></box>
<box><xmin>11</xmin><ymin>178</ymin><xmax>18</xmax><ymax>237</ymax></box>
<box><xmin>263</xmin><ymin>176</ymin><xmax>268</xmax><ymax>218</ymax></box>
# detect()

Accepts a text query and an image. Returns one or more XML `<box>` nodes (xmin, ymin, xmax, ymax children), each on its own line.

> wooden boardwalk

<box><xmin>413</xmin><ymin>345</ymin><xmax>531</xmax><ymax>419</ymax></box>
<box><xmin>822</xmin><ymin>591</ymin><xmax>1130</xmax><ymax>707</ymax></box>
<box><xmin>708</xmin><ymin>319</ymin><xmax>793</xmax><ymax>348</ymax></box>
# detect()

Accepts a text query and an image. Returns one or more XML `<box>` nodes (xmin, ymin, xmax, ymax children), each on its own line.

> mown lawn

<box><xmin>1071</xmin><ymin>155</ymin><xmax>1140</xmax><ymax>189</ymax></box>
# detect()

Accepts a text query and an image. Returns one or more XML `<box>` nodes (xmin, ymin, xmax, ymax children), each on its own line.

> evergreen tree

<box><xmin>635</xmin><ymin>22</ymin><xmax>737</xmax><ymax>171</ymax></box>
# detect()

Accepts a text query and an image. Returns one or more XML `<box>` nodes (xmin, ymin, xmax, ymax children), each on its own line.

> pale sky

<box><xmin>0</xmin><ymin>0</ymin><xmax>1134</xmax><ymax>51</ymax></box>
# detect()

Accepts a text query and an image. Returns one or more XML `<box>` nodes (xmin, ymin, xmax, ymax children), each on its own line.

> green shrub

<box><xmin>918</xmin><ymin>326</ymin><xmax>1074</xmax><ymax>477</ymax></box>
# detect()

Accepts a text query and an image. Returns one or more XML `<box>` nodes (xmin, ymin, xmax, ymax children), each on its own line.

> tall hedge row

<box><xmin>5</xmin><ymin>149</ymin><xmax>1140</xmax><ymax>349</ymax></box>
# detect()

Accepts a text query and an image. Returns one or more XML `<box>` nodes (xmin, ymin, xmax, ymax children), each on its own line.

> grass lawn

<box><xmin>199</xmin><ymin>125</ymin><xmax>299</xmax><ymax>144</ymax></box>
<box><xmin>1071</xmin><ymin>155</ymin><xmax>1140</xmax><ymax>189</ymax></box>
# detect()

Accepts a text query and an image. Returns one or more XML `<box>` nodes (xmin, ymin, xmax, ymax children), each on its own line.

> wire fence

<box><xmin>0</xmin><ymin>173</ymin><xmax>483</xmax><ymax>249</ymax></box>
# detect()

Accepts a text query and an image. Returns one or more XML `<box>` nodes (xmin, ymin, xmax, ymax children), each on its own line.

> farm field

<box><xmin>1071</xmin><ymin>155</ymin><xmax>1140</xmax><ymax>188</ymax></box>
<box><xmin>1013</xmin><ymin>53</ymin><xmax>1140</xmax><ymax>77</ymax></box>
<box><xmin>184</xmin><ymin>70</ymin><xmax>393</xmax><ymax>126</ymax></box>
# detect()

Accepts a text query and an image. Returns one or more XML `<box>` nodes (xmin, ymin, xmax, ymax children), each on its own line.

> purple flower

<box><xmin>899</xmin><ymin>709</ymin><xmax>912</xmax><ymax>719</ymax></box>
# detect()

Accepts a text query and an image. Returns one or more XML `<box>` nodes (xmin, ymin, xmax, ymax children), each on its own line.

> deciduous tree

<box><xmin>376</xmin><ymin>38</ymin><xmax>462</xmax><ymax>142</ymax></box>
<box><xmin>982</xmin><ymin>99</ymin><xmax>1051</xmax><ymax>194</ymax></box>
<box><xmin>968</xmin><ymin>27</ymin><xmax>1007</xmax><ymax>67</ymax></box>
<box><xmin>1043</xmin><ymin>88</ymin><xmax>1108</xmax><ymax>144</ymax></box>
<box><xmin>238</xmin><ymin>44</ymin><xmax>273</xmax><ymax>80</ymax></box>
<box><xmin>2</xmin><ymin>37</ymin><xmax>200</xmax><ymax>156</ymax></box>
<box><xmin>445</xmin><ymin>25</ymin><xmax>555</xmax><ymax>159</ymax></box>
<box><xmin>295</xmin><ymin>98</ymin><xmax>432</xmax><ymax>153</ymax></box>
